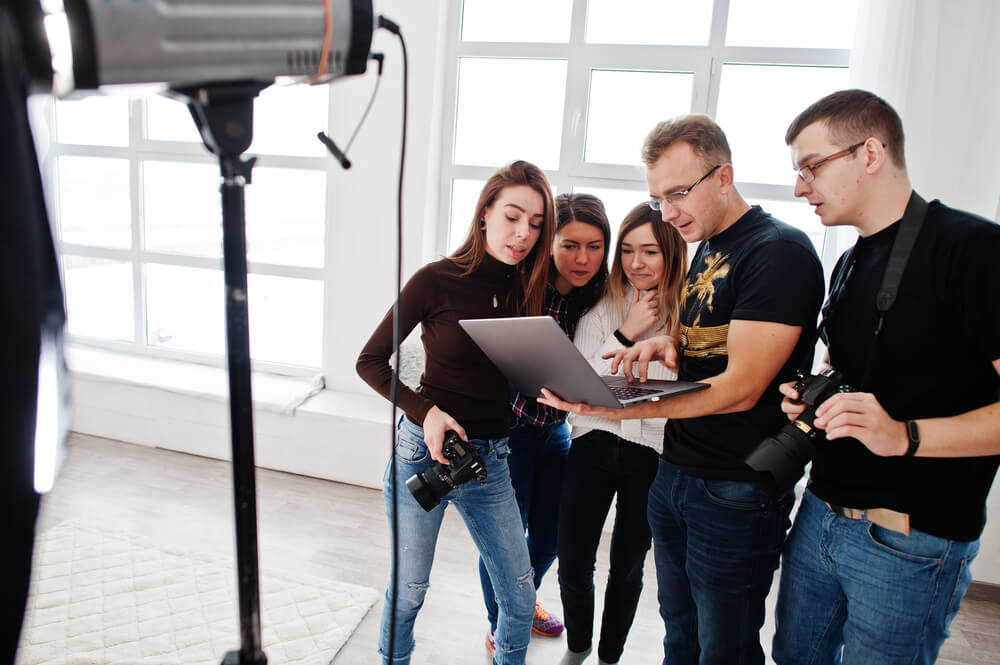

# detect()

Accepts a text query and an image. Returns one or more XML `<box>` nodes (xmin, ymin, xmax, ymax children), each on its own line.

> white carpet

<box><xmin>16</xmin><ymin>522</ymin><xmax>379</xmax><ymax>665</ymax></box>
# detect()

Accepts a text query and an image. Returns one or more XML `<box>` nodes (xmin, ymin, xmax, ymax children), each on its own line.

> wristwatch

<box><xmin>903</xmin><ymin>420</ymin><xmax>920</xmax><ymax>457</ymax></box>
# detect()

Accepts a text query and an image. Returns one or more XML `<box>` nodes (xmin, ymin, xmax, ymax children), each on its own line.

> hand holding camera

<box><xmin>745</xmin><ymin>368</ymin><xmax>853</xmax><ymax>496</ymax></box>
<box><xmin>406</xmin><ymin>430</ymin><xmax>488</xmax><ymax>512</ymax></box>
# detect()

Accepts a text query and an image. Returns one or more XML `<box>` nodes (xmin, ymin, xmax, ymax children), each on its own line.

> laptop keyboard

<box><xmin>608</xmin><ymin>384</ymin><xmax>662</xmax><ymax>401</ymax></box>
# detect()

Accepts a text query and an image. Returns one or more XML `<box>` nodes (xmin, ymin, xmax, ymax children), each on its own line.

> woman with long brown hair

<box><xmin>357</xmin><ymin>160</ymin><xmax>556</xmax><ymax>665</ymax></box>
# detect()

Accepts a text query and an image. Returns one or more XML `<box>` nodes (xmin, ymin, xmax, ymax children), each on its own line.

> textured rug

<box><xmin>16</xmin><ymin>522</ymin><xmax>379</xmax><ymax>665</ymax></box>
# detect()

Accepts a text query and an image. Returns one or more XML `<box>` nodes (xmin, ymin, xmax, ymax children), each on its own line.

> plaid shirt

<box><xmin>509</xmin><ymin>286</ymin><xmax>575</xmax><ymax>427</ymax></box>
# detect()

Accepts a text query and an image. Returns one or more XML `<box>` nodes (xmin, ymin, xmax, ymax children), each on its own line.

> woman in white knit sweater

<box><xmin>556</xmin><ymin>202</ymin><xmax>686</xmax><ymax>665</ymax></box>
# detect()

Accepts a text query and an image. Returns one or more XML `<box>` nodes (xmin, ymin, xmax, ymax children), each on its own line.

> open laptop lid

<box><xmin>459</xmin><ymin>316</ymin><xmax>707</xmax><ymax>409</ymax></box>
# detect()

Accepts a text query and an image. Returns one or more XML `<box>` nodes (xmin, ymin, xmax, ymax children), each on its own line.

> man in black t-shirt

<box><xmin>773</xmin><ymin>89</ymin><xmax>1000</xmax><ymax>665</ymax></box>
<box><xmin>540</xmin><ymin>114</ymin><xmax>824</xmax><ymax>665</ymax></box>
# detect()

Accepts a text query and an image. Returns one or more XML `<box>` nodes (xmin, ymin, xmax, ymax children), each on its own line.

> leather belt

<box><xmin>825</xmin><ymin>501</ymin><xmax>911</xmax><ymax>536</ymax></box>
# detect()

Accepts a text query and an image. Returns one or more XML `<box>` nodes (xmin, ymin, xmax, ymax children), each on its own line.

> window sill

<box><xmin>66</xmin><ymin>346</ymin><xmax>387</xmax><ymax>421</ymax></box>
<box><xmin>65</xmin><ymin>345</ymin><xmax>390</xmax><ymax>488</ymax></box>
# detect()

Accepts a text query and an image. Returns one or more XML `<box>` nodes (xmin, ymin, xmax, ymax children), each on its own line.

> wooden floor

<box><xmin>32</xmin><ymin>433</ymin><xmax>1000</xmax><ymax>665</ymax></box>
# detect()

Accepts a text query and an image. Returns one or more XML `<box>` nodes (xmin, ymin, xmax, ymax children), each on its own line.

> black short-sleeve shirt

<box><xmin>809</xmin><ymin>198</ymin><xmax>1000</xmax><ymax>542</ymax></box>
<box><xmin>663</xmin><ymin>206</ymin><xmax>825</xmax><ymax>478</ymax></box>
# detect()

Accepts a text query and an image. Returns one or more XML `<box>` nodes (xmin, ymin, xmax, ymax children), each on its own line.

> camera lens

<box><xmin>745</xmin><ymin>427</ymin><xmax>816</xmax><ymax>497</ymax></box>
<box><xmin>405</xmin><ymin>463</ymin><xmax>453</xmax><ymax>512</ymax></box>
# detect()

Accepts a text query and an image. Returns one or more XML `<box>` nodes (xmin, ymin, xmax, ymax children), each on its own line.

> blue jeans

<box><xmin>479</xmin><ymin>421</ymin><xmax>570</xmax><ymax>631</ymax></box>
<box><xmin>647</xmin><ymin>458</ymin><xmax>793</xmax><ymax>665</ymax></box>
<box><xmin>379</xmin><ymin>417</ymin><xmax>535</xmax><ymax>665</ymax></box>
<box><xmin>772</xmin><ymin>490</ymin><xmax>978</xmax><ymax>665</ymax></box>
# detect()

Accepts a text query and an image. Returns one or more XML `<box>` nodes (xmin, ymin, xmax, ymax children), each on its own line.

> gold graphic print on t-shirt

<box><xmin>679</xmin><ymin>251</ymin><xmax>730</xmax><ymax>359</ymax></box>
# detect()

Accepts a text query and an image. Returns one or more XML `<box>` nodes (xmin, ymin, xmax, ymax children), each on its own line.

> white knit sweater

<box><xmin>569</xmin><ymin>286</ymin><xmax>675</xmax><ymax>454</ymax></box>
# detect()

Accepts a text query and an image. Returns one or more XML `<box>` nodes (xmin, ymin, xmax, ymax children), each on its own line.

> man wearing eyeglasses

<box><xmin>772</xmin><ymin>89</ymin><xmax>1000</xmax><ymax>665</ymax></box>
<box><xmin>540</xmin><ymin>114</ymin><xmax>824</xmax><ymax>665</ymax></box>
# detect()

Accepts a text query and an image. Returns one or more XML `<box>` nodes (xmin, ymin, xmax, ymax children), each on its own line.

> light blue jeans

<box><xmin>379</xmin><ymin>416</ymin><xmax>535</xmax><ymax>665</ymax></box>
<box><xmin>479</xmin><ymin>420</ymin><xmax>571</xmax><ymax>632</ymax></box>
<box><xmin>772</xmin><ymin>489</ymin><xmax>978</xmax><ymax>665</ymax></box>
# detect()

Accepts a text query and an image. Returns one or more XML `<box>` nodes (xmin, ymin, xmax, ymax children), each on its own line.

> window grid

<box><xmin>44</xmin><ymin>96</ymin><xmax>327</xmax><ymax>375</ymax></box>
<box><xmin>439</xmin><ymin>0</ymin><xmax>852</xmax><ymax>255</ymax></box>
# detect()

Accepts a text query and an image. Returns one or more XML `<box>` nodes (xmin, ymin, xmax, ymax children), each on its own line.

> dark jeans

<box><xmin>479</xmin><ymin>421</ymin><xmax>570</xmax><ymax>631</ymax></box>
<box><xmin>557</xmin><ymin>430</ymin><xmax>659</xmax><ymax>663</ymax></box>
<box><xmin>648</xmin><ymin>458</ymin><xmax>793</xmax><ymax>665</ymax></box>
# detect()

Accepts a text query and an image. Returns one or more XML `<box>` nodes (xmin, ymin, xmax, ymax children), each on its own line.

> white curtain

<box><xmin>823</xmin><ymin>0</ymin><xmax>1000</xmax><ymax>261</ymax></box>
<box><xmin>849</xmin><ymin>0</ymin><xmax>1000</xmax><ymax>221</ymax></box>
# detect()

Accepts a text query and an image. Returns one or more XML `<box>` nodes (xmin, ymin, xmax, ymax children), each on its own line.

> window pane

<box><xmin>448</xmin><ymin>179</ymin><xmax>485</xmax><ymax>255</ymax></box>
<box><xmin>142</xmin><ymin>161</ymin><xmax>222</xmax><ymax>257</ymax></box>
<box><xmin>586</xmin><ymin>70</ymin><xmax>693</xmax><ymax>166</ymax></box>
<box><xmin>454</xmin><ymin>58</ymin><xmax>568</xmax><ymax>169</ymax></box>
<box><xmin>749</xmin><ymin>198</ymin><xmax>825</xmax><ymax>255</ymax></box>
<box><xmin>56</xmin><ymin>156</ymin><xmax>131</xmax><ymax>248</ymax></box>
<box><xmin>55</xmin><ymin>96</ymin><xmax>129</xmax><ymax>146</ymax></box>
<box><xmin>461</xmin><ymin>0</ymin><xmax>572</xmax><ymax>43</ymax></box>
<box><xmin>247</xmin><ymin>274</ymin><xmax>323</xmax><ymax>367</ymax></box>
<box><xmin>586</xmin><ymin>0</ymin><xmax>713</xmax><ymax>46</ymax></box>
<box><xmin>145</xmin><ymin>265</ymin><xmax>322</xmax><ymax>366</ymax></box>
<box><xmin>146</xmin><ymin>264</ymin><xmax>224</xmax><ymax>355</ymax></box>
<box><xmin>63</xmin><ymin>256</ymin><xmax>134</xmax><ymax>341</ymax></box>
<box><xmin>726</xmin><ymin>0</ymin><xmax>859</xmax><ymax>48</ymax></box>
<box><xmin>250</xmin><ymin>83</ymin><xmax>329</xmax><ymax>157</ymax></box>
<box><xmin>715</xmin><ymin>64</ymin><xmax>849</xmax><ymax>186</ymax></box>
<box><xmin>571</xmin><ymin>185</ymin><xmax>651</xmax><ymax>253</ymax></box>
<box><xmin>245</xmin><ymin>168</ymin><xmax>326</xmax><ymax>268</ymax></box>
<box><xmin>145</xmin><ymin>93</ymin><xmax>201</xmax><ymax>143</ymax></box>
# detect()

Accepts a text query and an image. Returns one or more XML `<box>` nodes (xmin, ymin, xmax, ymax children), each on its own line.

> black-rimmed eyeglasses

<box><xmin>648</xmin><ymin>164</ymin><xmax>721</xmax><ymax>212</ymax></box>
<box><xmin>795</xmin><ymin>141</ymin><xmax>866</xmax><ymax>183</ymax></box>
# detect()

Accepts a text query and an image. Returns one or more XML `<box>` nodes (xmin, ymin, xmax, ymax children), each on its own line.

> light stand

<box><xmin>170</xmin><ymin>80</ymin><xmax>271</xmax><ymax>665</ymax></box>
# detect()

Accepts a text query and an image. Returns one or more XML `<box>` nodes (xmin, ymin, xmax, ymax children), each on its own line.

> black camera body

<box><xmin>745</xmin><ymin>368</ymin><xmax>853</xmax><ymax>496</ymax></box>
<box><xmin>405</xmin><ymin>431</ymin><xmax>488</xmax><ymax>512</ymax></box>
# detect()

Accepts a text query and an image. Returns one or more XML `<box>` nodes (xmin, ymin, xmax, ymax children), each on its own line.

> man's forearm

<box><xmin>609</xmin><ymin>372</ymin><xmax>765</xmax><ymax>421</ymax></box>
<box><xmin>913</xmin><ymin>402</ymin><xmax>1000</xmax><ymax>457</ymax></box>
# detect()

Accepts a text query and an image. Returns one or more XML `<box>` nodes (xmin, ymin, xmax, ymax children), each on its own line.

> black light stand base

<box><xmin>169</xmin><ymin>80</ymin><xmax>272</xmax><ymax>665</ymax></box>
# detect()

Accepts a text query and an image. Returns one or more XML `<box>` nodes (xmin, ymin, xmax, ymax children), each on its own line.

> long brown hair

<box><xmin>451</xmin><ymin>160</ymin><xmax>555</xmax><ymax>315</ymax></box>
<box><xmin>607</xmin><ymin>202</ymin><xmax>687</xmax><ymax>336</ymax></box>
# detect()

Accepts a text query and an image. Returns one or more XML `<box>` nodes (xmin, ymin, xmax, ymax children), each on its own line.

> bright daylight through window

<box><xmin>47</xmin><ymin>83</ymin><xmax>327</xmax><ymax>371</ymax></box>
<box><xmin>444</xmin><ymin>0</ymin><xmax>857</xmax><ymax>254</ymax></box>
<box><xmin>46</xmin><ymin>0</ymin><xmax>858</xmax><ymax>373</ymax></box>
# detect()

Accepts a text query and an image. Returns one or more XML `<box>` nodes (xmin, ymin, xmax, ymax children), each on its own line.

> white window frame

<box><xmin>436</xmin><ymin>0</ymin><xmax>852</xmax><ymax>254</ymax></box>
<box><xmin>38</xmin><ymin>93</ymin><xmax>330</xmax><ymax>377</ymax></box>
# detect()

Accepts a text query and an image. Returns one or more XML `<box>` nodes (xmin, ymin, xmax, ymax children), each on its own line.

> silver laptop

<box><xmin>459</xmin><ymin>316</ymin><xmax>708</xmax><ymax>409</ymax></box>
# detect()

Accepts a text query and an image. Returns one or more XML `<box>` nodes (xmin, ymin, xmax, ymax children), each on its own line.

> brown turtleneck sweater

<box><xmin>356</xmin><ymin>254</ymin><xmax>518</xmax><ymax>439</ymax></box>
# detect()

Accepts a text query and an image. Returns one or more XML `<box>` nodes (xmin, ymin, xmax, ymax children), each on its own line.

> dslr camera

<box><xmin>406</xmin><ymin>431</ymin><xmax>488</xmax><ymax>512</ymax></box>
<box><xmin>745</xmin><ymin>368</ymin><xmax>853</xmax><ymax>496</ymax></box>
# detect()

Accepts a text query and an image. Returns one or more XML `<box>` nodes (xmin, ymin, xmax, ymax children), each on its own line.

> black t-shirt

<box><xmin>663</xmin><ymin>206</ymin><xmax>824</xmax><ymax>478</ymax></box>
<box><xmin>809</xmin><ymin>198</ymin><xmax>1000</xmax><ymax>542</ymax></box>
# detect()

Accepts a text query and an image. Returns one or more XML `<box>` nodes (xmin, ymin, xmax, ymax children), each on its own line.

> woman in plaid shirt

<box><xmin>480</xmin><ymin>193</ymin><xmax>611</xmax><ymax>656</ymax></box>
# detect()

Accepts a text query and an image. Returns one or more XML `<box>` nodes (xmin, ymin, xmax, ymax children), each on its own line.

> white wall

<box><xmin>323</xmin><ymin>0</ymin><xmax>450</xmax><ymax>394</ymax></box>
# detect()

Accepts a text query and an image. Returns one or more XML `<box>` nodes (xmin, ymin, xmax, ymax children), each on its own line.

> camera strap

<box><xmin>818</xmin><ymin>191</ymin><xmax>928</xmax><ymax>388</ymax></box>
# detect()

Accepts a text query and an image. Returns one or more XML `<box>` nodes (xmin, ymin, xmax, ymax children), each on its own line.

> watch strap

<box><xmin>613</xmin><ymin>329</ymin><xmax>635</xmax><ymax>347</ymax></box>
<box><xmin>903</xmin><ymin>419</ymin><xmax>920</xmax><ymax>457</ymax></box>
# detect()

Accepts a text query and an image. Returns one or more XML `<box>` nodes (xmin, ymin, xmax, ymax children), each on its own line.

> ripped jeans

<box><xmin>379</xmin><ymin>416</ymin><xmax>535</xmax><ymax>665</ymax></box>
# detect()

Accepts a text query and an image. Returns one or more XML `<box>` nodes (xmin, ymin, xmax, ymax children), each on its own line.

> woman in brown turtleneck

<box><xmin>357</xmin><ymin>161</ymin><xmax>555</xmax><ymax>665</ymax></box>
